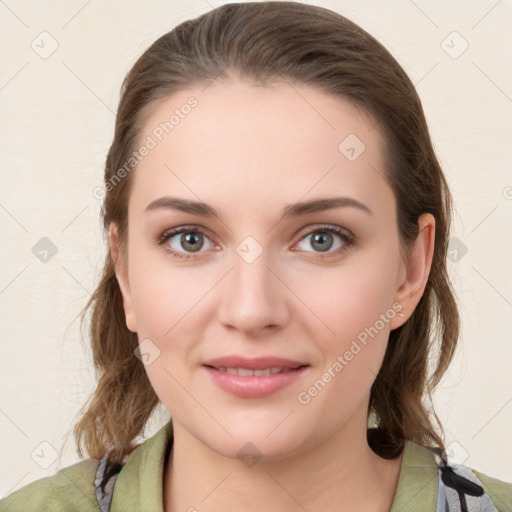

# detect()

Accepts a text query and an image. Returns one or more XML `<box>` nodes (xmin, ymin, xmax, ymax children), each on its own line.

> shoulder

<box><xmin>0</xmin><ymin>422</ymin><xmax>173</xmax><ymax>512</ymax></box>
<box><xmin>393</xmin><ymin>441</ymin><xmax>512</xmax><ymax>512</ymax></box>
<box><xmin>472</xmin><ymin>468</ymin><xmax>512</xmax><ymax>512</ymax></box>
<box><xmin>0</xmin><ymin>458</ymin><xmax>100</xmax><ymax>512</ymax></box>
<box><xmin>433</xmin><ymin>452</ymin><xmax>512</xmax><ymax>512</ymax></box>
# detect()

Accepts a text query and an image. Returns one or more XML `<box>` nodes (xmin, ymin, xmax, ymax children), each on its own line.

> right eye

<box><xmin>158</xmin><ymin>226</ymin><xmax>216</xmax><ymax>259</ymax></box>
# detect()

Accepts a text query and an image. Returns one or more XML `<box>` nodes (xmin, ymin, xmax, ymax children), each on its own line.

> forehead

<box><xmin>129</xmin><ymin>78</ymin><xmax>393</xmax><ymax>219</ymax></box>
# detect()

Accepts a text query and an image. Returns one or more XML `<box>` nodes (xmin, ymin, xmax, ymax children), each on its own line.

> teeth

<box><xmin>254</xmin><ymin>369</ymin><xmax>271</xmax><ymax>376</ymax></box>
<box><xmin>215</xmin><ymin>367</ymin><xmax>291</xmax><ymax>376</ymax></box>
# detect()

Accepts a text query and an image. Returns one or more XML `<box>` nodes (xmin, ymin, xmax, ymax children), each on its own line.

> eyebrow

<box><xmin>144</xmin><ymin>195</ymin><xmax>373</xmax><ymax>219</ymax></box>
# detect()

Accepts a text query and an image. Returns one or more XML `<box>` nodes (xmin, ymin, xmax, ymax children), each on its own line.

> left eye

<box><xmin>293</xmin><ymin>226</ymin><xmax>353</xmax><ymax>255</ymax></box>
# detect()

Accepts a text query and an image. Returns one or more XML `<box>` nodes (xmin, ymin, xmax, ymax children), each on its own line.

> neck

<box><xmin>163</xmin><ymin>415</ymin><xmax>403</xmax><ymax>512</ymax></box>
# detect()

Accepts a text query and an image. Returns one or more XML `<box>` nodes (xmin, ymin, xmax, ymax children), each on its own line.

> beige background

<box><xmin>0</xmin><ymin>0</ymin><xmax>511</xmax><ymax>497</ymax></box>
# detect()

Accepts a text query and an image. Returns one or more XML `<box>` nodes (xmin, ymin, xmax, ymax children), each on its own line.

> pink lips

<box><xmin>202</xmin><ymin>356</ymin><xmax>309</xmax><ymax>398</ymax></box>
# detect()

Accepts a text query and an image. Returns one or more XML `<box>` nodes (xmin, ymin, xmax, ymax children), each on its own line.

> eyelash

<box><xmin>157</xmin><ymin>224</ymin><xmax>355</xmax><ymax>260</ymax></box>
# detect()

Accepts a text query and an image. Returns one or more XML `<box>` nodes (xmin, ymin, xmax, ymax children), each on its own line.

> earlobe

<box><xmin>108</xmin><ymin>223</ymin><xmax>137</xmax><ymax>333</ymax></box>
<box><xmin>389</xmin><ymin>213</ymin><xmax>435</xmax><ymax>330</ymax></box>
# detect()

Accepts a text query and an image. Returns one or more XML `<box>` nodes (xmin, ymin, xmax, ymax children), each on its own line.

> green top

<box><xmin>1</xmin><ymin>422</ymin><xmax>510</xmax><ymax>511</ymax></box>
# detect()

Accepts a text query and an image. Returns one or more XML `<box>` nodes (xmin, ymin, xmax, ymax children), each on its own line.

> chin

<box><xmin>197</xmin><ymin>418</ymin><xmax>311</xmax><ymax>463</ymax></box>
<box><xmin>211</xmin><ymin>436</ymin><xmax>304</xmax><ymax>465</ymax></box>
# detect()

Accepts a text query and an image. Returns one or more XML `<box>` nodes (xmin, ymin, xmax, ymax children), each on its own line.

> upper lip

<box><xmin>203</xmin><ymin>356</ymin><xmax>308</xmax><ymax>370</ymax></box>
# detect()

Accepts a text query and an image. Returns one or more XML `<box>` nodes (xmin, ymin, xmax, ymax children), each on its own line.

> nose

<box><xmin>216</xmin><ymin>244</ymin><xmax>290</xmax><ymax>336</ymax></box>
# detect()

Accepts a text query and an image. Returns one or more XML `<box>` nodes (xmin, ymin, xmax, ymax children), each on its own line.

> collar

<box><xmin>389</xmin><ymin>440</ymin><xmax>438</xmax><ymax>511</ymax></box>
<box><xmin>109</xmin><ymin>421</ymin><xmax>172</xmax><ymax>512</ymax></box>
<box><xmin>103</xmin><ymin>422</ymin><xmax>441</xmax><ymax>511</ymax></box>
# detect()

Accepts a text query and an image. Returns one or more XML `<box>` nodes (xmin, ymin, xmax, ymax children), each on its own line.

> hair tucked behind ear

<box><xmin>74</xmin><ymin>1</ymin><xmax>459</xmax><ymax>464</ymax></box>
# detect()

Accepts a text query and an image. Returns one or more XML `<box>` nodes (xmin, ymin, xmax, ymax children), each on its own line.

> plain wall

<box><xmin>1</xmin><ymin>0</ymin><xmax>511</xmax><ymax>497</ymax></box>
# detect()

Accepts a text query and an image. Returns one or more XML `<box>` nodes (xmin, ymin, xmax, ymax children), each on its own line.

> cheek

<box><xmin>127</xmin><ymin>245</ymin><xmax>214</xmax><ymax>339</ymax></box>
<box><xmin>295</xmin><ymin>253</ymin><xmax>399</xmax><ymax>340</ymax></box>
<box><xmin>294</xmin><ymin>269</ymin><xmax>396</xmax><ymax>419</ymax></box>
<box><xmin>126</xmin><ymin>254</ymin><xmax>209</xmax><ymax>414</ymax></box>
<box><xmin>291</xmin><ymin>248</ymin><xmax>400</xmax><ymax>405</ymax></box>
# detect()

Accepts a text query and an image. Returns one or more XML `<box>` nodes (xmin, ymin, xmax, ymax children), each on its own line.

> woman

<box><xmin>1</xmin><ymin>2</ymin><xmax>510</xmax><ymax>511</ymax></box>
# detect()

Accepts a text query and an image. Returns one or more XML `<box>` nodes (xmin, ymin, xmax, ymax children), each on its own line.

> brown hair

<box><xmin>74</xmin><ymin>1</ymin><xmax>459</xmax><ymax>464</ymax></box>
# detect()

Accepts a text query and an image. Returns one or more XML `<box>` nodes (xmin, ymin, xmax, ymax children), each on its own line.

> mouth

<box><xmin>202</xmin><ymin>357</ymin><xmax>310</xmax><ymax>398</ymax></box>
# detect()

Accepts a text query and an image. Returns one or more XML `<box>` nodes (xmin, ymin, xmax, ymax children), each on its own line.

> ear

<box><xmin>109</xmin><ymin>223</ymin><xmax>137</xmax><ymax>333</ymax></box>
<box><xmin>389</xmin><ymin>213</ymin><xmax>435</xmax><ymax>330</ymax></box>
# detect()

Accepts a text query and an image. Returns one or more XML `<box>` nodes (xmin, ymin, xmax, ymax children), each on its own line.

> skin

<box><xmin>110</xmin><ymin>77</ymin><xmax>435</xmax><ymax>512</ymax></box>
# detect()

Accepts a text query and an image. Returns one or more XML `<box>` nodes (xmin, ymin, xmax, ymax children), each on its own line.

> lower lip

<box><xmin>203</xmin><ymin>366</ymin><xmax>309</xmax><ymax>398</ymax></box>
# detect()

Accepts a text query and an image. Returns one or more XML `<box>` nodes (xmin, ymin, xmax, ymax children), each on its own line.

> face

<box><xmin>112</xmin><ymin>78</ymin><xmax>433</xmax><ymax>461</ymax></box>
